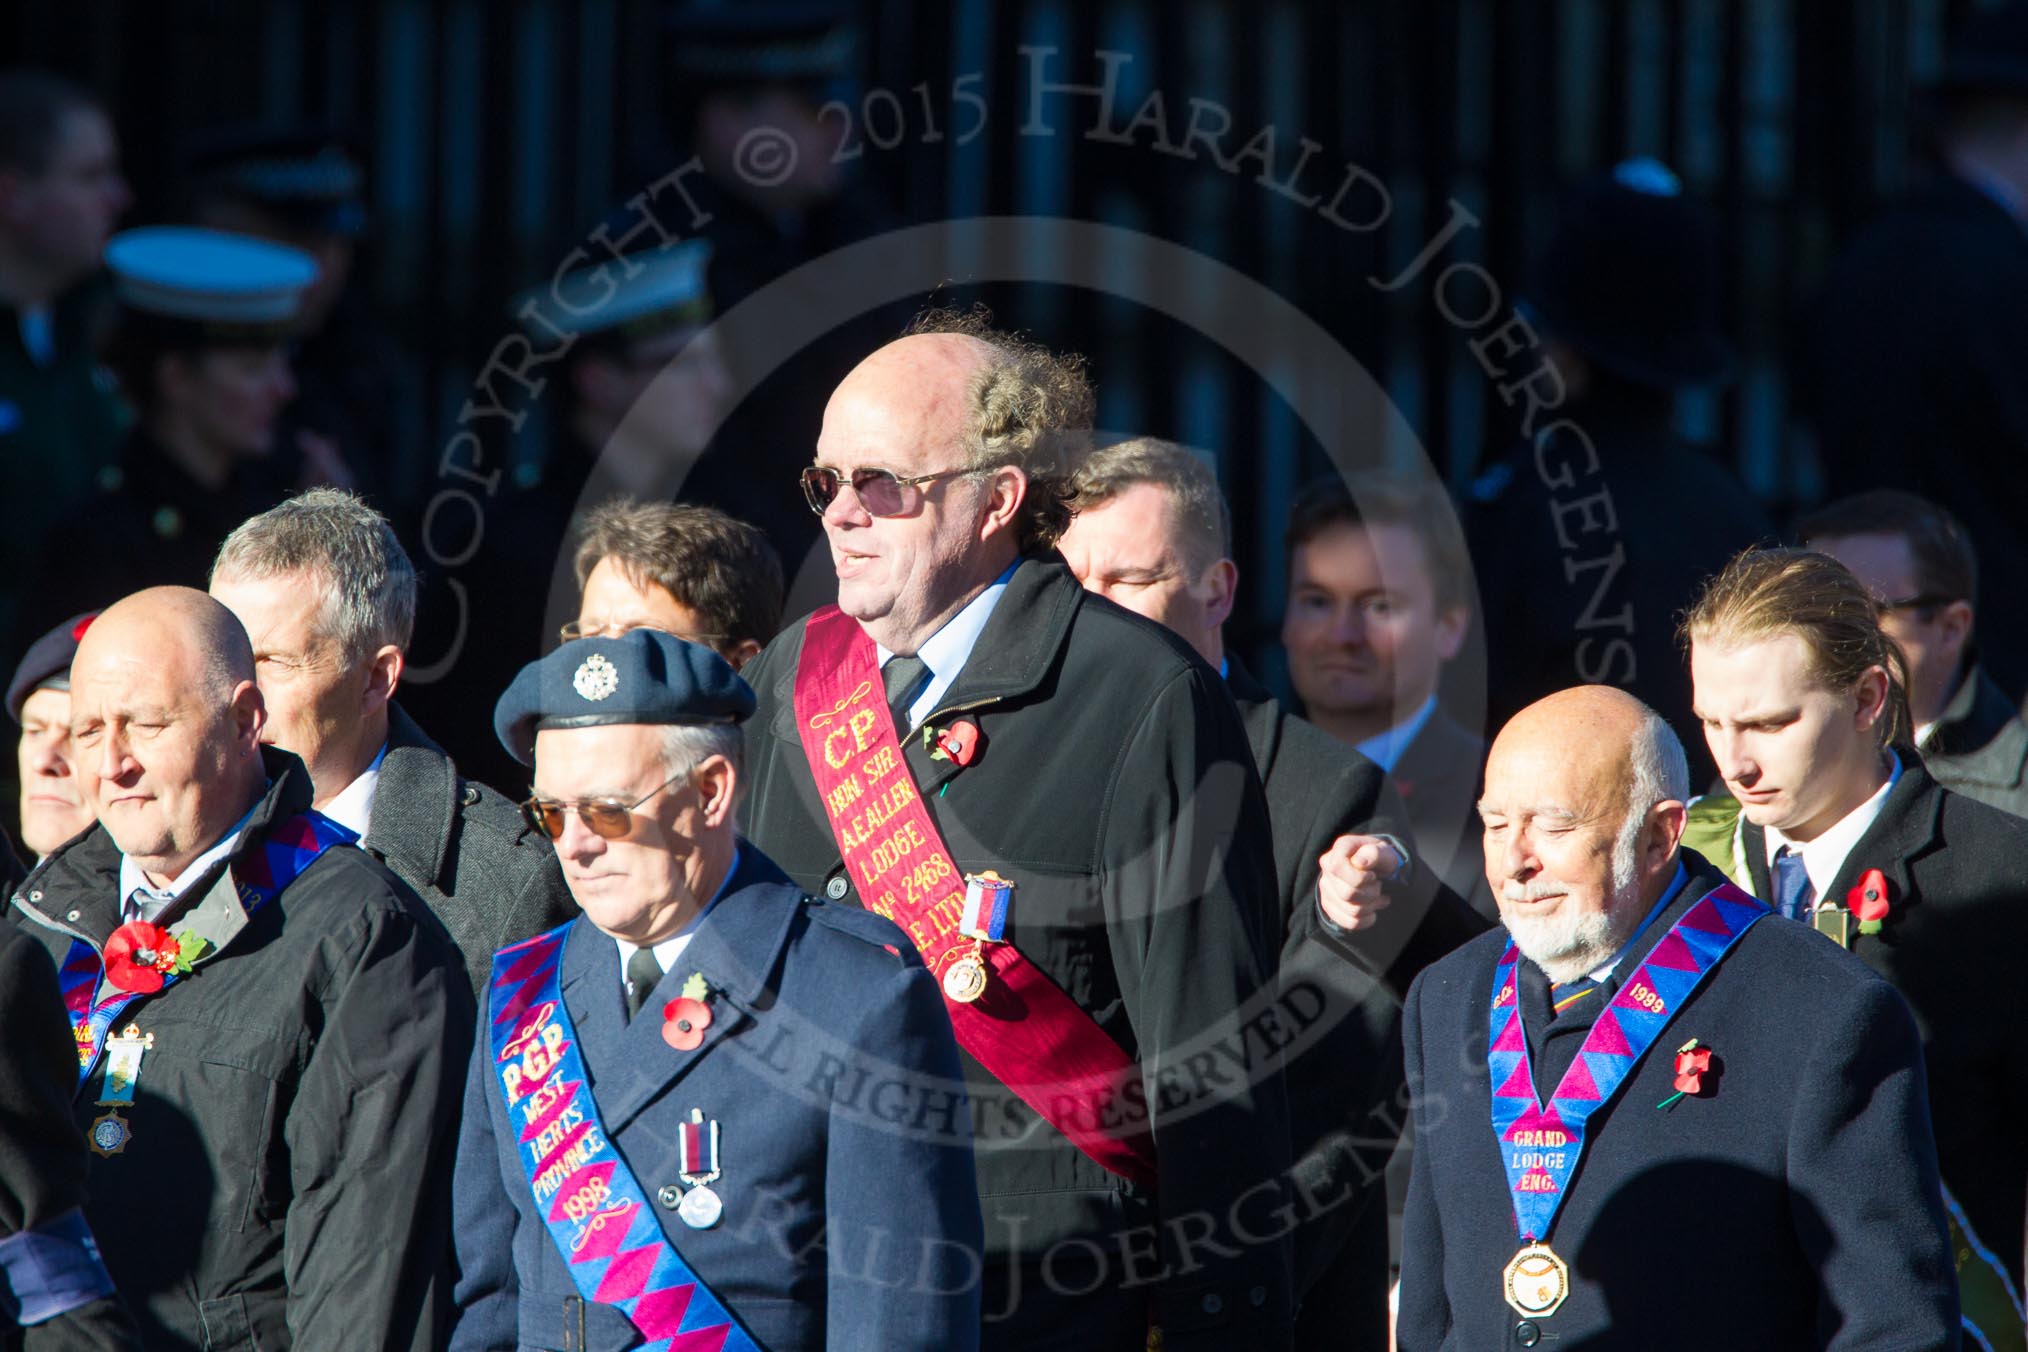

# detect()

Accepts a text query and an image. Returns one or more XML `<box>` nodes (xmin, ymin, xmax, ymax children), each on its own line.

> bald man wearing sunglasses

<box><xmin>453</xmin><ymin>628</ymin><xmax>982</xmax><ymax>1352</ymax></box>
<box><xmin>739</xmin><ymin>310</ymin><xmax>1294</xmax><ymax>1351</ymax></box>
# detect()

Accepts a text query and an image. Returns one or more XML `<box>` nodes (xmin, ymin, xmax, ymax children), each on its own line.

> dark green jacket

<box><xmin>361</xmin><ymin>703</ymin><xmax>577</xmax><ymax>995</ymax></box>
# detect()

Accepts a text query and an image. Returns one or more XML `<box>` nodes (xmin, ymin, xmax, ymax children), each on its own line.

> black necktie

<box><xmin>883</xmin><ymin>654</ymin><xmax>931</xmax><ymax>732</ymax></box>
<box><xmin>625</xmin><ymin>946</ymin><xmax>663</xmax><ymax>1021</ymax></box>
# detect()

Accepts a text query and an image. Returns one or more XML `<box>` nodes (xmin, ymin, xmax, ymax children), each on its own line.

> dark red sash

<box><xmin>793</xmin><ymin>607</ymin><xmax>1157</xmax><ymax>1187</ymax></box>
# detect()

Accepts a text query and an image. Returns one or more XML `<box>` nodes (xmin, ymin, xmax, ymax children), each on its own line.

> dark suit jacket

<box><xmin>1923</xmin><ymin>663</ymin><xmax>2028</xmax><ymax>821</ymax></box>
<box><xmin>741</xmin><ymin>557</ymin><xmax>1294</xmax><ymax>1349</ymax></box>
<box><xmin>364</xmin><ymin>703</ymin><xmax>579</xmax><ymax>994</ymax></box>
<box><xmin>1399</xmin><ymin>851</ymin><xmax>1958</xmax><ymax>1350</ymax></box>
<box><xmin>450</xmin><ymin>845</ymin><xmax>982</xmax><ymax>1352</ymax></box>
<box><xmin>1390</xmin><ymin>704</ymin><xmax>1496</xmax><ymax>920</ymax></box>
<box><xmin>1223</xmin><ymin>657</ymin><xmax>1408</xmax><ymax>1347</ymax></box>
<box><xmin>1739</xmin><ymin>759</ymin><xmax>2028</xmax><ymax>1279</ymax></box>
<box><xmin>1227</xmin><ymin>658</ymin><xmax>1489</xmax><ymax>998</ymax></box>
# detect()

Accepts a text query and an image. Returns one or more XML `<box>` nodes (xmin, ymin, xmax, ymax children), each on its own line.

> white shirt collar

<box><xmin>1764</xmin><ymin>752</ymin><xmax>1902</xmax><ymax>902</ymax></box>
<box><xmin>319</xmin><ymin>742</ymin><xmax>389</xmax><ymax>839</ymax></box>
<box><xmin>874</xmin><ymin>560</ymin><xmax>1018</xmax><ymax>732</ymax></box>
<box><xmin>117</xmin><ymin>795</ymin><xmax>265</xmax><ymax>923</ymax></box>
<box><xmin>614</xmin><ymin>842</ymin><xmax>746</xmax><ymax>999</ymax></box>
<box><xmin>1356</xmin><ymin>694</ymin><xmax>1439</xmax><ymax>774</ymax></box>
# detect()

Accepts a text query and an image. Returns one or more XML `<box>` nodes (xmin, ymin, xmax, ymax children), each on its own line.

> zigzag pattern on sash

<box><xmin>487</xmin><ymin>924</ymin><xmax>758</xmax><ymax>1352</ymax></box>
<box><xmin>1487</xmin><ymin>885</ymin><xmax>1766</xmax><ymax>1242</ymax></box>
<box><xmin>58</xmin><ymin>811</ymin><xmax>356</xmax><ymax>1087</ymax></box>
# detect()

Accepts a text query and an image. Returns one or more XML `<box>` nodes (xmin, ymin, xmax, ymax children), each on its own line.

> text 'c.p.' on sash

<box><xmin>792</xmin><ymin>605</ymin><xmax>1157</xmax><ymax>1189</ymax></box>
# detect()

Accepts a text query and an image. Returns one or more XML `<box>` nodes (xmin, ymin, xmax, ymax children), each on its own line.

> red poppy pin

<box><xmin>1659</xmin><ymin>1038</ymin><xmax>1715</xmax><ymax>1109</ymax></box>
<box><xmin>928</xmin><ymin>718</ymin><xmax>983</xmax><ymax>767</ymax></box>
<box><xmin>102</xmin><ymin>921</ymin><xmax>207</xmax><ymax>994</ymax></box>
<box><xmin>662</xmin><ymin>996</ymin><xmax>713</xmax><ymax>1052</ymax></box>
<box><xmin>1847</xmin><ymin>868</ymin><xmax>1891</xmax><ymax>935</ymax></box>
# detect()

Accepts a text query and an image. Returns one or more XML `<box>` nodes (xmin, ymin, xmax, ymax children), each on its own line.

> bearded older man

<box><xmin>8</xmin><ymin>586</ymin><xmax>464</xmax><ymax>1350</ymax></box>
<box><xmin>739</xmin><ymin>311</ymin><xmax>1293</xmax><ymax>1349</ymax></box>
<box><xmin>1396</xmin><ymin>685</ymin><xmax>1956</xmax><ymax>1351</ymax></box>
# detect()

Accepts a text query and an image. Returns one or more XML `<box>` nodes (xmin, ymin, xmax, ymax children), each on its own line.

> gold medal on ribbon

<box><xmin>942</xmin><ymin>950</ymin><xmax>988</xmax><ymax>1004</ymax></box>
<box><xmin>1503</xmin><ymin>1241</ymin><xmax>1570</xmax><ymax>1319</ymax></box>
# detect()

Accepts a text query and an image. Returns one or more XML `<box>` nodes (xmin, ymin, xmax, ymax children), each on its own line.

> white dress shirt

<box><xmin>874</xmin><ymin>561</ymin><xmax>1017</xmax><ymax>731</ymax></box>
<box><xmin>613</xmin><ymin>843</ymin><xmax>747</xmax><ymax>1002</ymax></box>
<box><xmin>1762</xmin><ymin>752</ymin><xmax>1902</xmax><ymax>902</ymax></box>
<box><xmin>319</xmin><ymin>742</ymin><xmax>389</xmax><ymax>839</ymax></box>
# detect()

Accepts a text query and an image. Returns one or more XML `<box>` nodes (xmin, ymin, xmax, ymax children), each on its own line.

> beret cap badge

<box><xmin>573</xmin><ymin>653</ymin><xmax>620</xmax><ymax>701</ymax></box>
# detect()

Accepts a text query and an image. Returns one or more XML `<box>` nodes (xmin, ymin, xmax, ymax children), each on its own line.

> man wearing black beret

<box><xmin>452</xmin><ymin>629</ymin><xmax>982</xmax><ymax>1352</ymax></box>
<box><xmin>8</xmin><ymin>611</ymin><xmax>99</xmax><ymax>868</ymax></box>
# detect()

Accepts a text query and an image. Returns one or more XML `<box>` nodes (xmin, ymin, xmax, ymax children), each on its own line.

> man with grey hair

<box><xmin>210</xmin><ymin>487</ymin><xmax>575</xmax><ymax>992</ymax></box>
<box><xmin>454</xmin><ymin>629</ymin><xmax>981</xmax><ymax>1350</ymax></box>
<box><xmin>1398</xmin><ymin>685</ymin><xmax>1956</xmax><ymax>1348</ymax></box>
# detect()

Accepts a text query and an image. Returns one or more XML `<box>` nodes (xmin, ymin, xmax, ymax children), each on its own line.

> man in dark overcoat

<box><xmin>737</xmin><ymin>314</ymin><xmax>1296</xmax><ymax>1349</ymax></box>
<box><xmin>452</xmin><ymin>630</ymin><xmax>982</xmax><ymax>1351</ymax></box>
<box><xmin>1464</xmin><ymin>159</ymin><xmax>1770</xmax><ymax>786</ymax></box>
<box><xmin>1399</xmin><ymin>686</ymin><xmax>1957</xmax><ymax>1350</ymax></box>
<box><xmin>8</xmin><ymin>587</ymin><xmax>465</xmax><ymax>1348</ymax></box>
<box><xmin>1797</xmin><ymin>0</ymin><xmax>2028</xmax><ymax>696</ymax></box>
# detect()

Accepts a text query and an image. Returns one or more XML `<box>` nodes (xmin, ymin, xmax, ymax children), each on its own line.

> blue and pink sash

<box><xmin>59</xmin><ymin>811</ymin><xmax>357</xmax><ymax>1088</ymax></box>
<box><xmin>1488</xmin><ymin>883</ymin><xmax>1765</xmax><ymax>1243</ymax></box>
<box><xmin>489</xmin><ymin>925</ymin><xmax>760</xmax><ymax>1352</ymax></box>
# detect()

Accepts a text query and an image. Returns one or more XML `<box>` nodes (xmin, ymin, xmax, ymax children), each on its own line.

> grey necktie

<box><xmin>625</xmin><ymin>946</ymin><xmax>663</xmax><ymax>1021</ymax></box>
<box><xmin>883</xmin><ymin>654</ymin><xmax>931</xmax><ymax>732</ymax></box>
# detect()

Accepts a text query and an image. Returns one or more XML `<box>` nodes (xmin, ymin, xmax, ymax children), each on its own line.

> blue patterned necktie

<box><xmin>1772</xmin><ymin>845</ymin><xmax>1815</xmax><ymax>922</ymax></box>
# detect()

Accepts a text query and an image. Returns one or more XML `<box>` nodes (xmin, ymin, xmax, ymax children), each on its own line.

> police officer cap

<box><xmin>7</xmin><ymin>611</ymin><xmax>98</xmax><ymax>725</ymax></box>
<box><xmin>105</xmin><ymin>227</ymin><xmax>318</xmax><ymax>335</ymax></box>
<box><xmin>494</xmin><ymin>629</ymin><xmax>756</xmax><ymax>766</ymax></box>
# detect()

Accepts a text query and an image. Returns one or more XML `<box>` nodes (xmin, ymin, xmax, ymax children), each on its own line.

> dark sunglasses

<box><xmin>521</xmin><ymin>769</ymin><xmax>690</xmax><ymax>841</ymax></box>
<box><xmin>800</xmin><ymin>464</ymin><xmax>980</xmax><ymax>518</ymax></box>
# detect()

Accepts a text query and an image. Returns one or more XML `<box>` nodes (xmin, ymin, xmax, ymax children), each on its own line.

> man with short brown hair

<box><xmin>1283</xmin><ymin>474</ymin><xmax>1490</xmax><ymax>916</ymax></box>
<box><xmin>569</xmin><ymin>498</ymin><xmax>783</xmax><ymax>669</ymax></box>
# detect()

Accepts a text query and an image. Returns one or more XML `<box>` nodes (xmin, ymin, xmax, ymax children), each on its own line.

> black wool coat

<box><xmin>9</xmin><ymin>749</ymin><xmax>470</xmax><ymax>1351</ymax></box>
<box><xmin>741</xmin><ymin>557</ymin><xmax>1295</xmax><ymax>1351</ymax></box>
<box><xmin>1799</xmin><ymin>173</ymin><xmax>2028</xmax><ymax>697</ymax></box>
<box><xmin>1398</xmin><ymin>851</ymin><xmax>1959</xmax><ymax>1350</ymax></box>
<box><xmin>1737</xmin><ymin>759</ymin><xmax>2028</xmax><ymax>1281</ymax></box>
<box><xmin>362</xmin><ymin>702</ymin><xmax>578</xmax><ymax>995</ymax></box>
<box><xmin>1226</xmin><ymin>656</ymin><xmax>1490</xmax><ymax>999</ymax></box>
<box><xmin>1465</xmin><ymin>400</ymin><xmax>1774</xmax><ymax>788</ymax></box>
<box><xmin>0</xmin><ymin>922</ymin><xmax>142</xmax><ymax>1349</ymax></box>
